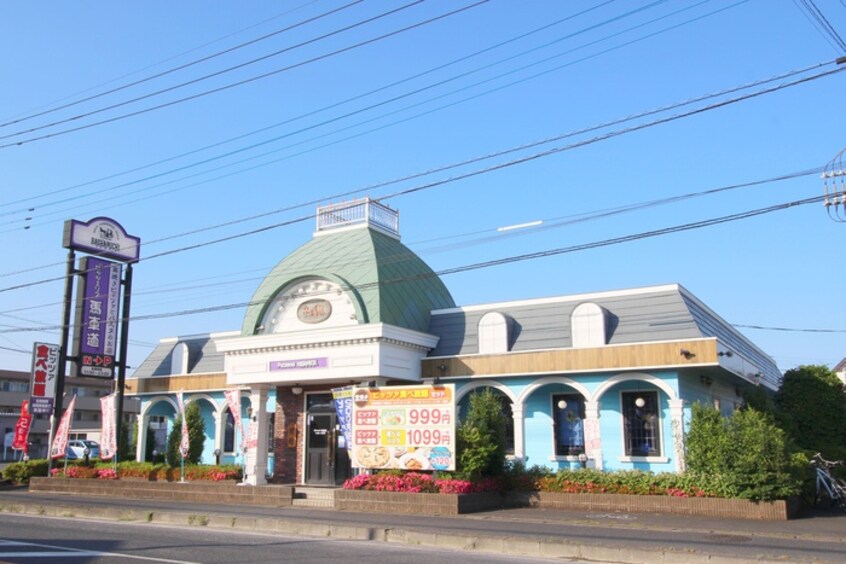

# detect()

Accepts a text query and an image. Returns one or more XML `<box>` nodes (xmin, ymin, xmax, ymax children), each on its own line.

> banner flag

<box><xmin>224</xmin><ymin>389</ymin><xmax>246</xmax><ymax>449</ymax></box>
<box><xmin>331</xmin><ymin>387</ymin><xmax>353</xmax><ymax>451</ymax></box>
<box><xmin>12</xmin><ymin>400</ymin><xmax>32</xmax><ymax>453</ymax></box>
<box><xmin>176</xmin><ymin>391</ymin><xmax>189</xmax><ymax>459</ymax></box>
<box><xmin>99</xmin><ymin>394</ymin><xmax>117</xmax><ymax>460</ymax></box>
<box><xmin>50</xmin><ymin>396</ymin><xmax>76</xmax><ymax>459</ymax></box>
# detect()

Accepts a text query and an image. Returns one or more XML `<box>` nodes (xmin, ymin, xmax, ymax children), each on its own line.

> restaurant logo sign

<box><xmin>269</xmin><ymin>357</ymin><xmax>328</xmax><ymax>371</ymax></box>
<box><xmin>63</xmin><ymin>217</ymin><xmax>140</xmax><ymax>263</ymax></box>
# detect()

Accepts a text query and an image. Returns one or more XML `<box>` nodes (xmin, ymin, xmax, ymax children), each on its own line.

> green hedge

<box><xmin>2</xmin><ymin>459</ymin><xmax>241</xmax><ymax>485</ymax></box>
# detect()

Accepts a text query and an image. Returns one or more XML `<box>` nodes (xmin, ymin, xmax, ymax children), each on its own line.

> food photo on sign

<box><xmin>350</xmin><ymin>384</ymin><xmax>456</xmax><ymax>471</ymax></box>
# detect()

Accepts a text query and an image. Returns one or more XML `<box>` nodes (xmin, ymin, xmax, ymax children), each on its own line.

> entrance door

<box><xmin>306</xmin><ymin>412</ymin><xmax>336</xmax><ymax>485</ymax></box>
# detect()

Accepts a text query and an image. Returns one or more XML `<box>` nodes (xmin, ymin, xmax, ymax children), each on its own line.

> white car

<box><xmin>66</xmin><ymin>439</ymin><xmax>100</xmax><ymax>460</ymax></box>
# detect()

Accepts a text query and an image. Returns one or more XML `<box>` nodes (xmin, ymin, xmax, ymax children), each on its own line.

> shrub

<box><xmin>2</xmin><ymin>458</ymin><xmax>49</xmax><ymax>485</ymax></box>
<box><xmin>503</xmin><ymin>460</ymin><xmax>552</xmax><ymax>491</ymax></box>
<box><xmin>536</xmin><ymin>468</ymin><xmax>710</xmax><ymax>497</ymax></box>
<box><xmin>342</xmin><ymin>471</ymin><xmax>498</xmax><ymax>494</ymax></box>
<box><xmin>686</xmin><ymin>403</ymin><xmax>803</xmax><ymax>500</ymax></box>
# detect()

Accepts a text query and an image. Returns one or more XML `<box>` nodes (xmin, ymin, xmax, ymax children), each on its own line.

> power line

<box><xmin>0</xmin><ymin>0</ymin><xmax>322</xmax><ymax>124</ymax></box>
<box><xmin>0</xmin><ymin>194</ymin><xmax>823</xmax><ymax>335</ymax></box>
<box><xmin>0</xmin><ymin>0</ymin><xmax>364</xmax><ymax>129</ymax></box>
<box><xmin>0</xmin><ymin>164</ymin><xmax>820</xmax><ymax>318</ymax></box>
<box><xmin>3</xmin><ymin>40</ymin><xmax>830</xmax><ymax>239</ymax></box>
<box><xmin>0</xmin><ymin>0</ymin><xmax>621</xmax><ymax>215</ymax></box>
<box><xmin>0</xmin><ymin>0</ymin><xmax>490</xmax><ymax>149</ymax></box>
<box><xmin>796</xmin><ymin>0</ymin><xmax>846</xmax><ymax>52</ymax></box>
<box><xmin>1</xmin><ymin>62</ymin><xmax>842</xmax><ymax>290</ymax></box>
<box><xmin>734</xmin><ymin>323</ymin><xmax>846</xmax><ymax>334</ymax></box>
<box><xmin>0</xmin><ymin>0</ymin><xmax>760</xmax><ymax>233</ymax></box>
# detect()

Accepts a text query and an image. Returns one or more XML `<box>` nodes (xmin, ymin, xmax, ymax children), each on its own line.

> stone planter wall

<box><xmin>505</xmin><ymin>491</ymin><xmax>800</xmax><ymax>520</ymax></box>
<box><xmin>335</xmin><ymin>489</ymin><xmax>503</xmax><ymax>515</ymax></box>
<box><xmin>29</xmin><ymin>477</ymin><xmax>294</xmax><ymax>507</ymax></box>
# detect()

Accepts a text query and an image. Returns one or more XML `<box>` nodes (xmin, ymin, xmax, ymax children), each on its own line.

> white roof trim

<box><xmin>157</xmin><ymin>330</ymin><xmax>240</xmax><ymax>344</ymax></box>
<box><xmin>431</xmin><ymin>284</ymin><xmax>681</xmax><ymax>315</ymax></box>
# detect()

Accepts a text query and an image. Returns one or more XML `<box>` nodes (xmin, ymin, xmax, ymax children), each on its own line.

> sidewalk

<box><xmin>1</xmin><ymin>485</ymin><xmax>844</xmax><ymax>563</ymax></box>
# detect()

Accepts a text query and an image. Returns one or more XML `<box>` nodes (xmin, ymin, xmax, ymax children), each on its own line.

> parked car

<box><xmin>66</xmin><ymin>439</ymin><xmax>100</xmax><ymax>460</ymax></box>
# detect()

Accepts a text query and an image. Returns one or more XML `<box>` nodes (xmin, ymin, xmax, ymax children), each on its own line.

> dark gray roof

<box><xmin>131</xmin><ymin>332</ymin><xmax>233</xmax><ymax>378</ymax></box>
<box><xmin>427</xmin><ymin>284</ymin><xmax>780</xmax><ymax>385</ymax></box>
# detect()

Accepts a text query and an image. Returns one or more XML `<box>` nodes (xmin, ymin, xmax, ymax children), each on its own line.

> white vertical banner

<box><xmin>224</xmin><ymin>389</ymin><xmax>246</xmax><ymax>448</ymax></box>
<box><xmin>99</xmin><ymin>394</ymin><xmax>117</xmax><ymax>460</ymax></box>
<box><xmin>50</xmin><ymin>396</ymin><xmax>76</xmax><ymax>460</ymax></box>
<box><xmin>176</xmin><ymin>391</ymin><xmax>189</xmax><ymax>459</ymax></box>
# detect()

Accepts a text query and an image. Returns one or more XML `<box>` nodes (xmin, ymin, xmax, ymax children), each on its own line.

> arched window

<box><xmin>478</xmin><ymin>312</ymin><xmax>510</xmax><ymax>354</ymax></box>
<box><xmin>224</xmin><ymin>410</ymin><xmax>235</xmax><ymax>453</ymax></box>
<box><xmin>571</xmin><ymin>303</ymin><xmax>607</xmax><ymax>348</ymax></box>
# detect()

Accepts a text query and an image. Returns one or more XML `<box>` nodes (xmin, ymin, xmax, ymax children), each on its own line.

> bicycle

<box><xmin>810</xmin><ymin>453</ymin><xmax>846</xmax><ymax>510</ymax></box>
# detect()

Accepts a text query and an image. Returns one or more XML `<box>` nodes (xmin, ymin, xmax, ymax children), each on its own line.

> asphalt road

<box><xmin>2</xmin><ymin>487</ymin><xmax>846</xmax><ymax>563</ymax></box>
<box><xmin>0</xmin><ymin>512</ymin><xmax>579</xmax><ymax>563</ymax></box>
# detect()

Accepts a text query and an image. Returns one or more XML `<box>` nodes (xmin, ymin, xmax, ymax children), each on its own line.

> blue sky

<box><xmin>1</xmin><ymin>0</ymin><xmax>844</xmax><ymax>375</ymax></box>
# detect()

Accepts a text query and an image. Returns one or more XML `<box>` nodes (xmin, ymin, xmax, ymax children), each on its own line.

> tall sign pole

<box><xmin>47</xmin><ymin>249</ymin><xmax>76</xmax><ymax>477</ymax></box>
<box><xmin>53</xmin><ymin>217</ymin><xmax>140</xmax><ymax>469</ymax></box>
<box><xmin>115</xmin><ymin>262</ymin><xmax>133</xmax><ymax>459</ymax></box>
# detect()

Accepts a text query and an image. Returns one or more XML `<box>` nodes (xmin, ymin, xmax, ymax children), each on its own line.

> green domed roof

<box><xmin>242</xmin><ymin>225</ymin><xmax>455</xmax><ymax>335</ymax></box>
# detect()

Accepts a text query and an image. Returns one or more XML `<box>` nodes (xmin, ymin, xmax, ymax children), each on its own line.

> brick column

<box><xmin>273</xmin><ymin>387</ymin><xmax>304</xmax><ymax>484</ymax></box>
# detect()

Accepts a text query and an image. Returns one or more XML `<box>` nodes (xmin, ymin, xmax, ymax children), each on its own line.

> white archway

<box><xmin>456</xmin><ymin>379</ymin><xmax>518</xmax><ymax>404</ymax></box>
<box><xmin>590</xmin><ymin>372</ymin><xmax>678</xmax><ymax>402</ymax></box>
<box><xmin>517</xmin><ymin>376</ymin><xmax>592</xmax><ymax>405</ymax></box>
<box><xmin>456</xmin><ymin>380</ymin><xmax>520</xmax><ymax>458</ymax></box>
<box><xmin>136</xmin><ymin>396</ymin><xmax>178</xmax><ymax>462</ymax></box>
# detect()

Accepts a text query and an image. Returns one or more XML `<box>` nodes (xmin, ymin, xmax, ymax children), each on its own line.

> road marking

<box><xmin>0</xmin><ymin>539</ymin><xmax>198</xmax><ymax>562</ymax></box>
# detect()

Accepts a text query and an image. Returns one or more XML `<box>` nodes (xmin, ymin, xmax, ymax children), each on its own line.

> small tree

<box><xmin>145</xmin><ymin>422</ymin><xmax>158</xmax><ymax>462</ymax></box>
<box><xmin>166</xmin><ymin>402</ymin><xmax>205</xmax><ymax>465</ymax></box>
<box><xmin>456</xmin><ymin>388</ymin><xmax>507</xmax><ymax>480</ymax></box>
<box><xmin>117</xmin><ymin>415</ymin><xmax>135</xmax><ymax>462</ymax></box>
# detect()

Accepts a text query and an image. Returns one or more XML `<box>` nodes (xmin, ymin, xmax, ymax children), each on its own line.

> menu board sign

<box><xmin>351</xmin><ymin>384</ymin><xmax>455</xmax><ymax>471</ymax></box>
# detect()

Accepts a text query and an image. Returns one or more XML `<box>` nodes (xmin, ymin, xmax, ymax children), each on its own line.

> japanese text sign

<box><xmin>29</xmin><ymin>342</ymin><xmax>59</xmax><ymax>415</ymax></box>
<box><xmin>73</xmin><ymin>256</ymin><xmax>121</xmax><ymax>378</ymax></box>
<box><xmin>351</xmin><ymin>384</ymin><xmax>455</xmax><ymax>471</ymax></box>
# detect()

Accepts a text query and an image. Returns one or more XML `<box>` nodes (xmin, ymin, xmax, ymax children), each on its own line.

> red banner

<box><xmin>99</xmin><ymin>394</ymin><xmax>117</xmax><ymax>460</ymax></box>
<box><xmin>12</xmin><ymin>400</ymin><xmax>32</xmax><ymax>452</ymax></box>
<box><xmin>50</xmin><ymin>396</ymin><xmax>76</xmax><ymax>459</ymax></box>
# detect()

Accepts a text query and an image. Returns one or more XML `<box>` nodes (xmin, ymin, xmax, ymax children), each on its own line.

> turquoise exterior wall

<box><xmin>455</xmin><ymin>371</ymin><xmax>683</xmax><ymax>474</ymax></box>
<box><xmin>139</xmin><ymin>390</ymin><xmax>277</xmax><ymax>472</ymax></box>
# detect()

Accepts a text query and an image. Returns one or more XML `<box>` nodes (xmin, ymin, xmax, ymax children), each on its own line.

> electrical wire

<box><xmin>0</xmin><ymin>193</ymin><xmax>824</xmax><ymax>335</ymax></box>
<box><xmin>1</xmin><ymin>62</ymin><xmax>842</xmax><ymax>288</ymax></box>
<box><xmin>0</xmin><ymin>0</ymin><xmax>621</xmax><ymax>215</ymax></box>
<box><xmin>0</xmin><ymin>0</ymin><xmax>364</xmax><ymax>129</ymax></box>
<box><xmin>0</xmin><ymin>1</ymin><xmax>490</xmax><ymax>149</ymax></box>
<box><xmin>0</xmin><ymin>0</ymin><xmax>760</xmax><ymax>232</ymax></box>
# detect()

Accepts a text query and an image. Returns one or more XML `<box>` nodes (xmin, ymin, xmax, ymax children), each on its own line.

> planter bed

<box><xmin>505</xmin><ymin>491</ymin><xmax>800</xmax><ymax>520</ymax></box>
<box><xmin>28</xmin><ymin>477</ymin><xmax>294</xmax><ymax>507</ymax></box>
<box><xmin>335</xmin><ymin>489</ymin><xmax>503</xmax><ymax>515</ymax></box>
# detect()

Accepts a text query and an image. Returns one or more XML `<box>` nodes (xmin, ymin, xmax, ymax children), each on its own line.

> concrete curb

<box><xmin>0</xmin><ymin>501</ymin><xmax>803</xmax><ymax>564</ymax></box>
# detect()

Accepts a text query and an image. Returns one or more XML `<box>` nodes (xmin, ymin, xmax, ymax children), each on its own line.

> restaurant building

<box><xmin>127</xmin><ymin>198</ymin><xmax>780</xmax><ymax>485</ymax></box>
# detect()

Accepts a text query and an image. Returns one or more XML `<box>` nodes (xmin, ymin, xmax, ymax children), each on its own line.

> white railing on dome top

<box><xmin>316</xmin><ymin>198</ymin><xmax>399</xmax><ymax>236</ymax></box>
